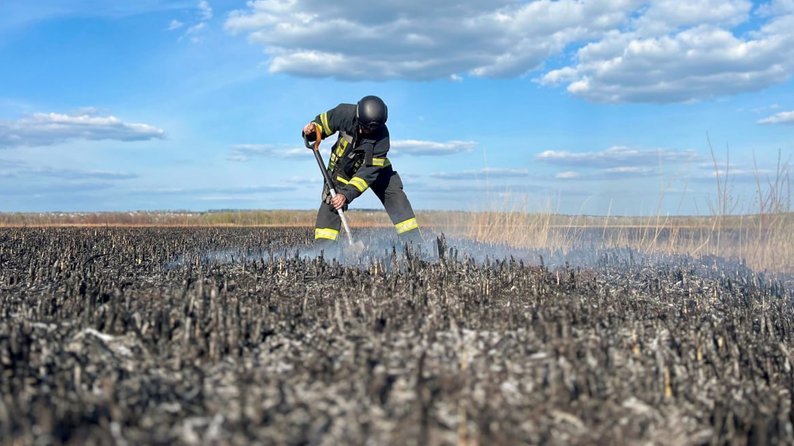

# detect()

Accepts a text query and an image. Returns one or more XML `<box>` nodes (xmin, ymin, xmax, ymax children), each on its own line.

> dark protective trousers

<box><xmin>314</xmin><ymin>166</ymin><xmax>421</xmax><ymax>245</ymax></box>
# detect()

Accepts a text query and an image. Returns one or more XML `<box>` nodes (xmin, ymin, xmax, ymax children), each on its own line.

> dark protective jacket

<box><xmin>311</xmin><ymin>103</ymin><xmax>391</xmax><ymax>203</ymax></box>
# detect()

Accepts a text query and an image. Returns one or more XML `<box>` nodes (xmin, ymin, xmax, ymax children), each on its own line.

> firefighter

<box><xmin>302</xmin><ymin>95</ymin><xmax>422</xmax><ymax>247</ymax></box>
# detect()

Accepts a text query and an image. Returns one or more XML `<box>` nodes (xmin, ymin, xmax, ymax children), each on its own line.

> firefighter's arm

<box><xmin>304</xmin><ymin>104</ymin><xmax>346</xmax><ymax>140</ymax></box>
<box><xmin>338</xmin><ymin>135</ymin><xmax>390</xmax><ymax>203</ymax></box>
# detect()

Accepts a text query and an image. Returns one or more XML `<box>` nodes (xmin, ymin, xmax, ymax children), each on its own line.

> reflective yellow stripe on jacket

<box><xmin>315</xmin><ymin>228</ymin><xmax>339</xmax><ymax>240</ymax></box>
<box><xmin>320</xmin><ymin>112</ymin><xmax>331</xmax><ymax>136</ymax></box>
<box><xmin>349</xmin><ymin>177</ymin><xmax>368</xmax><ymax>192</ymax></box>
<box><xmin>329</xmin><ymin>139</ymin><xmax>349</xmax><ymax>171</ymax></box>
<box><xmin>335</xmin><ymin>139</ymin><xmax>348</xmax><ymax>157</ymax></box>
<box><xmin>336</xmin><ymin>175</ymin><xmax>368</xmax><ymax>192</ymax></box>
<box><xmin>395</xmin><ymin>217</ymin><xmax>419</xmax><ymax>234</ymax></box>
<box><xmin>372</xmin><ymin>157</ymin><xmax>390</xmax><ymax>167</ymax></box>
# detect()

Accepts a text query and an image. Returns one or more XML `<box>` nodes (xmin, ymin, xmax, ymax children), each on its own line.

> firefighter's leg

<box><xmin>373</xmin><ymin>168</ymin><xmax>423</xmax><ymax>243</ymax></box>
<box><xmin>314</xmin><ymin>200</ymin><xmax>341</xmax><ymax>250</ymax></box>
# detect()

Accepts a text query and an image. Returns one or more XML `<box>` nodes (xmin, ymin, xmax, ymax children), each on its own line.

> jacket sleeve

<box><xmin>311</xmin><ymin>104</ymin><xmax>347</xmax><ymax>139</ymax></box>
<box><xmin>338</xmin><ymin>132</ymin><xmax>390</xmax><ymax>203</ymax></box>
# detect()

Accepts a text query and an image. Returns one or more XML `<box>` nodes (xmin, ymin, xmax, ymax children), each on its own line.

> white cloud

<box><xmin>224</xmin><ymin>0</ymin><xmax>794</xmax><ymax>103</ymax></box>
<box><xmin>1</xmin><ymin>165</ymin><xmax>136</xmax><ymax>180</ymax></box>
<box><xmin>172</xmin><ymin>1</ymin><xmax>213</xmax><ymax>43</ymax></box>
<box><xmin>198</xmin><ymin>195</ymin><xmax>261</xmax><ymax>202</ymax></box>
<box><xmin>27</xmin><ymin>166</ymin><xmax>137</xmax><ymax>180</ymax></box>
<box><xmin>228</xmin><ymin>144</ymin><xmax>306</xmax><ymax>162</ymax></box>
<box><xmin>183</xmin><ymin>22</ymin><xmax>206</xmax><ymax>42</ymax></box>
<box><xmin>430</xmin><ymin>167</ymin><xmax>529</xmax><ymax>180</ymax></box>
<box><xmin>167</xmin><ymin>19</ymin><xmax>184</xmax><ymax>30</ymax></box>
<box><xmin>0</xmin><ymin>159</ymin><xmax>137</xmax><ymax>198</ymax></box>
<box><xmin>540</xmin><ymin>146</ymin><xmax>699</xmax><ymax>181</ymax></box>
<box><xmin>1</xmin><ymin>181</ymin><xmax>118</xmax><ymax>197</ymax></box>
<box><xmin>632</xmin><ymin>0</ymin><xmax>751</xmax><ymax>35</ymax></box>
<box><xmin>553</xmin><ymin>166</ymin><xmax>656</xmax><ymax>181</ymax></box>
<box><xmin>540</xmin><ymin>2</ymin><xmax>794</xmax><ymax>103</ymax></box>
<box><xmin>555</xmin><ymin>171</ymin><xmax>580</xmax><ymax>179</ymax></box>
<box><xmin>197</xmin><ymin>0</ymin><xmax>212</xmax><ymax>21</ymax></box>
<box><xmin>758</xmin><ymin>110</ymin><xmax>794</xmax><ymax>124</ymax></box>
<box><xmin>129</xmin><ymin>184</ymin><xmax>295</xmax><ymax>196</ymax></box>
<box><xmin>692</xmin><ymin>167</ymin><xmax>774</xmax><ymax>182</ymax></box>
<box><xmin>603</xmin><ymin>166</ymin><xmax>655</xmax><ymax>175</ymax></box>
<box><xmin>225</xmin><ymin>0</ymin><xmax>640</xmax><ymax>80</ymax></box>
<box><xmin>536</xmin><ymin>146</ymin><xmax>698</xmax><ymax>167</ymax></box>
<box><xmin>0</xmin><ymin>111</ymin><xmax>165</xmax><ymax>148</ymax></box>
<box><xmin>186</xmin><ymin>22</ymin><xmax>205</xmax><ymax>34</ymax></box>
<box><xmin>390</xmin><ymin>139</ymin><xmax>476</xmax><ymax>156</ymax></box>
<box><xmin>194</xmin><ymin>185</ymin><xmax>299</xmax><ymax>202</ymax></box>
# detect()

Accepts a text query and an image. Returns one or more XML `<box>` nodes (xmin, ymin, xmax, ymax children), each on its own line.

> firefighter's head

<box><xmin>356</xmin><ymin>95</ymin><xmax>388</xmax><ymax>134</ymax></box>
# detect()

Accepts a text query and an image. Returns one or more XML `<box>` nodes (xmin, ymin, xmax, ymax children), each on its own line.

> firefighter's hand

<box><xmin>332</xmin><ymin>194</ymin><xmax>347</xmax><ymax>210</ymax></box>
<box><xmin>302</xmin><ymin>122</ymin><xmax>316</xmax><ymax>137</ymax></box>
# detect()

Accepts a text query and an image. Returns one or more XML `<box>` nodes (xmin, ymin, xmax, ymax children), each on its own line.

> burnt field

<box><xmin>1</xmin><ymin>227</ymin><xmax>794</xmax><ymax>445</ymax></box>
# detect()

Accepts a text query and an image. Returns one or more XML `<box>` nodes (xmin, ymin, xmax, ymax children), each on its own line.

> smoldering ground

<box><xmin>1</xmin><ymin>227</ymin><xmax>793</xmax><ymax>445</ymax></box>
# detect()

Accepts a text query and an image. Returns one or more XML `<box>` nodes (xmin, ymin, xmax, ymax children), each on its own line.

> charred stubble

<box><xmin>0</xmin><ymin>227</ymin><xmax>793</xmax><ymax>445</ymax></box>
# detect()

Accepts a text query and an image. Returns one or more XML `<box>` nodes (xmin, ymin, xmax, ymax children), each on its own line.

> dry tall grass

<box><xmin>453</xmin><ymin>151</ymin><xmax>793</xmax><ymax>273</ymax></box>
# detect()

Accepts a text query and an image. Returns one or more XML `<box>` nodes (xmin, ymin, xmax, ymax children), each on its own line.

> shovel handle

<box><xmin>303</xmin><ymin>128</ymin><xmax>354</xmax><ymax>246</ymax></box>
<box><xmin>304</xmin><ymin>131</ymin><xmax>337</xmax><ymax>192</ymax></box>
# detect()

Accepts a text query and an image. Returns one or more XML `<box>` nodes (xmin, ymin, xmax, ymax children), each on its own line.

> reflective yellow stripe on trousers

<box><xmin>315</xmin><ymin>228</ymin><xmax>339</xmax><ymax>240</ymax></box>
<box><xmin>395</xmin><ymin>217</ymin><xmax>419</xmax><ymax>234</ymax></box>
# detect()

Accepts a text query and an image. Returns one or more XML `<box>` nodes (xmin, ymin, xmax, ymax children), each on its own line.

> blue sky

<box><xmin>1</xmin><ymin>0</ymin><xmax>793</xmax><ymax>215</ymax></box>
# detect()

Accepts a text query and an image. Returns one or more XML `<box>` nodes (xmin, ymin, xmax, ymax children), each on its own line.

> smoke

<box><xmin>164</xmin><ymin>228</ymin><xmax>784</xmax><ymax>286</ymax></box>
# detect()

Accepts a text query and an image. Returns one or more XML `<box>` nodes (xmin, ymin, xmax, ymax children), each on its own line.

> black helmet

<box><xmin>356</xmin><ymin>95</ymin><xmax>388</xmax><ymax>130</ymax></box>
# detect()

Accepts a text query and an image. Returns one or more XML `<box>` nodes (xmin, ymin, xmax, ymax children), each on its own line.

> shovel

<box><xmin>304</xmin><ymin>128</ymin><xmax>365</xmax><ymax>252</ymax></box>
